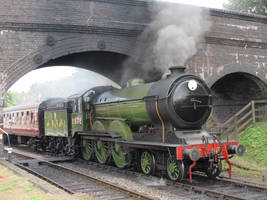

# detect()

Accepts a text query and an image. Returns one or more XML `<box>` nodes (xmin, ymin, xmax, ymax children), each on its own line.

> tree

<box><xmin>3</xmin><ymin>91</ymin><xmax>36</xmax><ymax>107</ymax></box>
<box><xmin>223</xmin><ymin>0</ymin><xmax>267</xmax><ymax>16</ymax></box>
<box><xmin>3</xmin><ymin>92</ymin><xmax>22</xmax><ymax>107</ymax></box>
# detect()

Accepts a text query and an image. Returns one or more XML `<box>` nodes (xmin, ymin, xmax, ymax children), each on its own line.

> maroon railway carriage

<box><xmin>3</xmin><ymin>104</ymin><xmax>40</xmax><ymax>137</ymax></box>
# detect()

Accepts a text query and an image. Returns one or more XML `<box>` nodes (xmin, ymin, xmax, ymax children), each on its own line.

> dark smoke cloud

<box><xmin>121</xmin><ymin>2</ymin><xmax>210</xmax><ymax>84</ymax></box>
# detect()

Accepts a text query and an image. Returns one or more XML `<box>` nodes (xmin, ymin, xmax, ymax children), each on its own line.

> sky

<box><xmin>9</xmin><ymin>0</ymin><xmax>229</xmax><ymax>93</ymax></box>
<box><xmin>10</xmin><ymin>67</ymin><xmax>77</xmax><ymax>92</ymax></box>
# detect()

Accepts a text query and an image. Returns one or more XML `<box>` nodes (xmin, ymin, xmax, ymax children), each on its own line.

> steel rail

<box><xmin>8</xmin><ymin>150</ymin><xmax>154</xmax><ymax>200</ymax></box>
<box><xmin>172</xmin><ymin>181</ymin><xmax>248</xmax><ymax>200</ymax></box>
<box><xmin>8</xmin><ymin>147</ymin><xmax>267</xmax><ymax>200</ymax></box>
<box><xmin>12</xmin><ymin>161</ymin><xmax>75</xmax><ymax>194</ymax></box>
<box><xmin>179</xmin><ymin>173</ymin><xmax>267</xmax><ymax>200</ymax></box>
<box><xmin>217</xmin><ymin>176</ymin><xmax>267</xmax><ymax>192</ymax></box>
<box><xmin>194</xmin><ymin>172</ymin><xmax>267</xmax><ymax>193</ymax></box>
<box><xmin>40</xmin><ymin>160</ymin><xmax>154</xmax><ymax>200</ymax></box>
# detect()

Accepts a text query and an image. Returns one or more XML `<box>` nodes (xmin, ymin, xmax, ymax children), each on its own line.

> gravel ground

<box><xmin>62</xmin><ymin>160</ymin><xmax>192</xmax><ymax>200</ymax></box>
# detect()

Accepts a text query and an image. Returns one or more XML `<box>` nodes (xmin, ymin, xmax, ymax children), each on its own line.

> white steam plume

<box><xmin>121</xmin><ymin>2</ymin><xmax>210</xmax><ymax>83</ymax></box>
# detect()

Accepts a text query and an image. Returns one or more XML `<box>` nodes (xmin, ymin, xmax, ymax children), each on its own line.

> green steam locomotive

<box><xmin>2</xmin><ymin>67</ymin><xmax>245</xmax><ymax>182</ymax></box>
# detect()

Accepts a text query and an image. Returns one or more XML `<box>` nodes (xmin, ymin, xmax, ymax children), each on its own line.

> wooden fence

<box><xmin>210</xmin><ymin>100</ymin><xmax>267</xmax><ymax>136</ymax></box>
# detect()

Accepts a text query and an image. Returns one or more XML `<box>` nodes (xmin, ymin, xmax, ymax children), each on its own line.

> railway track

<box><xmin>75</xmin><ymin>160</ymin><xmax>267</xmax><ymax>200</ymax></box>
<box><xmin>4</xmin><ymin>147</ymin><xmax>267</xmax><ymax>200</ymax></box>
<box><xmin>7</xmin><ymin>149</ymin><xmax>154</xmax><ymax>200</ymax></box>
<box><xmin>173</xmin><ymin>175</ymin><xmax>267</xmax><ymax>200</ymax></box>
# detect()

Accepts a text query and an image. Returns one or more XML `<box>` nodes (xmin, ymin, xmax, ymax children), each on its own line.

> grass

<box><xmin>0</xmin><ymin>164</ymin><xmax>95</xmax><ymax>200</ymax></box>
<box><xmin>222</xmin><ymin>122</ymin><xmax>267</xmax><ymax>181</ymax></box>
<box><xmin>238</xmin><ymin>122</ymin><xmax>267</xmax><ymax>165</ymax></box>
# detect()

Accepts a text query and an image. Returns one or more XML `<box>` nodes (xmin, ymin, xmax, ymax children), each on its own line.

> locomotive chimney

<box><xmin>169</xmin><ymin>66</ymin><xmax>186</xmax><ymax>75</ymax></box>
<box><xmin>168</xmin><ymin>66</ymin><xmax>186</xmax><ymax>77</ymax></box>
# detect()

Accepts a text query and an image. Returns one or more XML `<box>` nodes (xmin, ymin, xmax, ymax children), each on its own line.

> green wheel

<box><xmin>140</xmin><ymin>151</ymin><xmax>155</xmax><ymax>175</ymax></box>
<box><xmin>167</xmin><ymin>157</ymin><xmax>184</xmax><ymax>181</ymax></box>
<box><xmin>81</xmin><ymin>140</ymin><xmax>94</xmax><ymax>161</ymax></box>
<box><xmin>95</xmin><ymin>140</ymin><xmax>109</xmax><ymax>164</ymax></box>
<box><xmin>111</xmin><ymin>143</ymin><xmax>131</xmax><ymax>168</ymax></box>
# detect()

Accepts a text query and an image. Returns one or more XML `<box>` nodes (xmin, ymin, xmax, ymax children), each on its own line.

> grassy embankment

<box><xmin>223</xmin><ymin>122</ymin><xmax>267</xmax><ymax>181</ymax></box>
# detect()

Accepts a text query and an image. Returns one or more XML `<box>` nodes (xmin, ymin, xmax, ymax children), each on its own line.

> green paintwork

<box><xmin>113</xmin><ymin>83</ymin><xmax>152</xmax><ymax>99</ymax></box>
<box><xmin>95</xmin><ymin>83</ymin><xmax>152</xmax><ymax>126</ymax></box>
<box><xmin>81</xmin><ymin>140</ymin><xmax>94</xmax><ymax>161</ymax></box>
<box><xmin>70</xmin><ymin>96</ymin><xmax>90</xmax><ymax>136</ymax></box>
<box><xmin>71</xmin><ymin>112</ymin><xmax>83</xmax><ymax>136</ymax></box>
<box><xmin>92</xmin><ymin>120</ymin><xmax>108</xmax><ymax>131</ymax></box>
<box><xmin>141</xmin><ymin>151</ymin><xmax>152</xmax><ymax>175</ymax></box>
<box><xmin>167</xmin><ymin>158</ymin><xmax>184</xmax><ymax>181</ymax></box>
<box><xmin>91</xmin><ymin>120</ymin><xmax>109</xmax><ymax>164</ymax></box>
<box><xmin>111</xmin><ymin>143</ymin><xmax>128</xmax><ymax>168</ymax></box>
<box><xmin>44</xmin><ymin>110</ymin><xmax>68</xmax><ymax>137</ymax></box>
<box><xmin>167</xmin><ymin>158</ymin><xmax>179</xmax><ymax>180</ymax></box>
<box><xmin>95</xmin><ymin>140</ymin><xmax>109</xmax><ymax>164</ymax></box>
<box><xmin>95</xmin><ymin>101</ymin><xmax>151</xmax><ymax>126</ymax></box>
<box><xmin>108</xmin><ymin>120</ymin><xmax>132</xmax><ymax>140</ymax></box>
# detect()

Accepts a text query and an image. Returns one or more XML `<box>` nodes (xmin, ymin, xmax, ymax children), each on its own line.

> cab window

<box><xmin>77</xmin><ymin>97</ymin><xmax>82</xmax><ymax>113</ymax></box>
<box><xmin>73</xmin><ymin>100</ymin><xmax>78</xmax><ymax>113</ymax></box>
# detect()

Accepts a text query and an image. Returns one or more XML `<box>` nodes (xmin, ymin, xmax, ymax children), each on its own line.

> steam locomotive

<box><xmin>2</xmin><ymin>66</ymin><xmax>245</xmax><ymax>182</ymax></box>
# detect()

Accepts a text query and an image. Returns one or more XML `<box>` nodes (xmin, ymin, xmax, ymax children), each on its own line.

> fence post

<box><xmin>251</xmin><ymin>100</ymin><xmax>256</xmax><ymax>123</ymax></box>
<box><xmin>234</xmin><ymin>115</ymin><xmax>238</xmax><ymax>133</ymax></box>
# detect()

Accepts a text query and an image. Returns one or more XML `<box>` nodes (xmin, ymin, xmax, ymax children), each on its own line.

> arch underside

<box><xmin>211</xmin><ymin>72</ymin><xmax>266</xmax><ymax>123</ymax></box>
<box><xmin>2</xmin><ymin>34</ymin><xmax>163</xmax><ymax>93</ymax></box>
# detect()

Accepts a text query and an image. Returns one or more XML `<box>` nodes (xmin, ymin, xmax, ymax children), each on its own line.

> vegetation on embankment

<box><xmin>238</xmin><ymin>122</ymin><xmax>267</xmax><ymax>165</ymax></box>
<box><xmin>224</xmin><ymin>122</ymin><xmax>267</xmax><ymax>181</ymax></box>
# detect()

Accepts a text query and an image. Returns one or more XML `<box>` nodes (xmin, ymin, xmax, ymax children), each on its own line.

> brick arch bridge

<box><xmin>0</xmin><ymin>0</ymin><xmax>266</xmax><ymax>122</ymax></box>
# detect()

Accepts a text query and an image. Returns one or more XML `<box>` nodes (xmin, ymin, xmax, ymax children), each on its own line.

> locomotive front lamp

<box><xmin>188</xmin><ymin>80</ymin><xmax>198</xmax><ymax>91</ymax></box>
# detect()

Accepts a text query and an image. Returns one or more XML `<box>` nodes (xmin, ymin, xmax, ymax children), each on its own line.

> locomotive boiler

<box><xmin>2</xmin><ymin>66</ymin><xmax>245</xmax><ymax>182</ymax></box>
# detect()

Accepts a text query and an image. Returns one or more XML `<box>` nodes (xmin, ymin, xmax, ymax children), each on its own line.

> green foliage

<box><xmin>238</xmin><ymin>122</ymin><xmax>267</xmax><ymax>165</ymax></box>
<box><xmin>3</xmin><ymin>91</ymin><xmax>36</xmax><ymax>107</ymax></box>
<box><xmin>3</xmin><ymin>92</ymin><xmax>18</xmax><ymax>107</ymax></box>
<box><xmin>223</xmin><ymin>0</ymin><xmax>267</xmax><ymax>16</ymax></box>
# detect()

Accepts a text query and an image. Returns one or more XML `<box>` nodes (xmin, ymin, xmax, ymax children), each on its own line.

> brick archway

<box><xmin>1</xmin><ymin>35</ymin><xmax>139</xmax><ymax>94</ymax></box>
<box><xmin>207</xmin><ymin>63</ymin><xmax>266</xmax><ymax>88</ymax></box>
<box><xmin>211</xmin><ymin>69</ymin><xmax>266</xmax><ymax>123</ymax></box>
